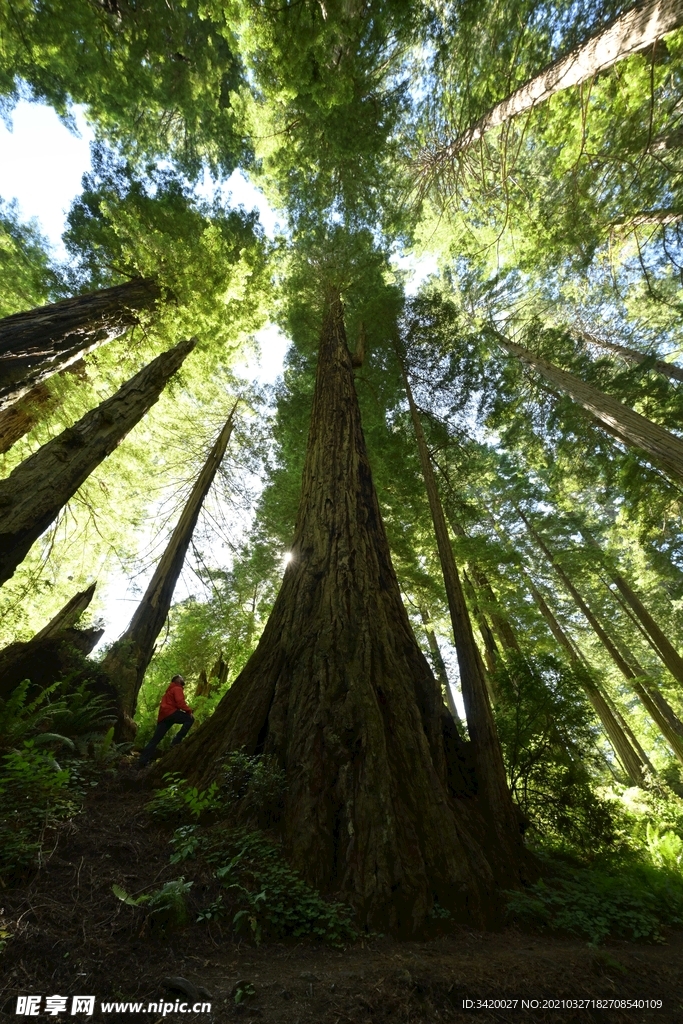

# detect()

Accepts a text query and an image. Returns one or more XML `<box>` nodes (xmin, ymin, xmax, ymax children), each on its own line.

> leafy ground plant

<box><xmin>146</xmin><ymin>772</ymin><xmax>224</xmax><ymax>821</ymax></box>
<box><xmin>506</xmin><ymin>861</ymin><xmax>683</xmax><ymax>944</ymax></box>
<box><xmin>199</xmin><ymin>825</ymin><xmax>357</xmax><ymax>946</ymax></box>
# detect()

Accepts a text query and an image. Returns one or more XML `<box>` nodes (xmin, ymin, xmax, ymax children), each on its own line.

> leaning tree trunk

<box><xmin>0</xmin><ymin>583</ymin><xmax>102</xmax><ymax>700</ymax></box>
<box><xmin>499</xmin><ymin>334</ymin><xmax>683</xmax><ymax>486</ymax></box>
<box><xmin>579</xmin><ymin>330</ymin><xmax>683</xmax><ymax>384</ymax></box>
<box><xmin>521</xmin><ymin>515</ymin><xmax>681</xmax><ymax>765</ymax></box>
<box><xmin>0</xmin><ymin>338</ymin><xmax>195</xmax><ymax>588</ymax></box>
<box><xmin>398</xmin><ymin>355</ymin><xmax>525</xmax><ymax>869</ymax></box>
<box><xmin>424</xmin><ymin>0</ymin><xmax>683</xmax><ymax>170</ymax></box>
<box><xmin>157</xmin><ymin>293</ymin><xmax>526</xmax><ymax>935</ymax></box>
<box><xmin>0</xmin><ymin>277</ymin><xmax>161</xmax><ymax>413</ymax></box>
<box><xmin>525</xmin><ymin>576</ymin><xmax>650</xmax><ymax>785</ymax></box>
<box><xmin>100</xmin><ymin>402</ymin><xmax>239</xmax><ymax>736</ymax></box>
<box><xmin>581</xmin><ymin>528</ymin><xmax>683</xmax><ymax>686</ymax></box>
<box><xmin>418</xmin><ymin>605</ymin><xmax>466</xmax><ymax>737</ymax></box>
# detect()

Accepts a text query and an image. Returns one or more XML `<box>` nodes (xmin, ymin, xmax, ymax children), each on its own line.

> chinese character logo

<box><xmin>45</xmin><ymin>997</ymin><xmax>68</xmax><ymax>1016</ymax></box>
<box><xmin>16</xmin><ymin>996</ymin><xmax>41</xmax><ymax>1016</ymax></box>
<box><xmin>71</xmin><ymin>997</ymin><xmax>95</xmax><ymax>1016</ymax></box>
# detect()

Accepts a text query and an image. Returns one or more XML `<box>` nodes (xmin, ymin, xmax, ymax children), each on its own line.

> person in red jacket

<box><xmin>137</xmin><ymin>675</ymin><xmax>194</xmax><ymax>767</ymax></box>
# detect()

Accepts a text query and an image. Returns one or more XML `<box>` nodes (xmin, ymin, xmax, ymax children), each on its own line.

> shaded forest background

<box><xmin>3</xmin><ymin>0</ymin><xmax>683</xmax><ymax>952</ymax></box>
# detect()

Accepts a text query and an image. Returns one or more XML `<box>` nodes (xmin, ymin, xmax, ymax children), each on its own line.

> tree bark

<box><xmin>0</xmin><ymin>382</ymin><xmax>54</xmax><ymax>453</ymax></box>
<box><xmin>0</xmin><ymin>584</ymin><xmax>101</xmax><ymax>700</ymax></box>
<box><xmin>427</xmin><ymin>0</ymin><xmax>683</xmax><ymax>166</ymax></box>
<box><xmin>0</xmin><ymin>338</ymin><xmax>195</xmax><ymax>589</ymax></box>
<box><xmin>100</xmin><ymin>402</ymin><xmax>239</xmax><ymax>733</ymax></box>
<box><xmin>580</xmin><ymin>330</ymin><xmax>683</xmax><ymax>384</ymax></box>
<box><xmin>498</xmin><ymin>334</ymin><xmax>683</xmax><ymax>486</ymax></box>
<box><xmin>0</xmin><ymin>277</ymin><xmax>162</xmax><ymax>413</ymax></box>
<box><xmin>398</xmin><ymin>355</ymin><xmax>525</xmax><ymax>870</ymax></box>
<box><xmin>156</xmin><ymin>293</ymin><xmax>523</xmax><ymax>935</ymax></box>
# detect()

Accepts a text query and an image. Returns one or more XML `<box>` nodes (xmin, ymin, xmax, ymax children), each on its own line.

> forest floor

<box><xmin>1</xmin><ymin>765</ymin><xmax>682</xmax><ymax>1024</ymax></box>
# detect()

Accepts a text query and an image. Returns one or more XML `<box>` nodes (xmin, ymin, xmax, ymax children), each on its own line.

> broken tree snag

<box><xmin>397</xmin><ymin>351</ymin><xmax>526</xmax><ymax>876</ymax></box>
<box><xmin>0</xmin><ymin>277</ymin><xmax>162</xmax><ymax>412</ymax></box>
<box><xmin>100</xmin><ymin>402</ymin><xmax>239</xmax><ymax>732</ymax></box>
<box><xmin>0</xmin><ymin>337</ymin><xmax>196</xmax><ymax>589</ymax></box>
<box><xmin>0</xmin><ymin>583</ymin><xmax>102</xmax><ymax>700</ymax></box>
<box><xmin>498</xmin><ymin>334</ymin><xmax>683</xmax><ymax>486</ymax></box>
<box><xmin>162</xmin><ymin>292</ymin><xmax>507</xmax><ymax>935</ymax></box>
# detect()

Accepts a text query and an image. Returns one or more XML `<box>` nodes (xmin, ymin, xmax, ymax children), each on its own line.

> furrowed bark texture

<box><xmin>0</xmin><ymin>277</ymin><xmax>161</xmax><ymax>412</ymax></box>
<box><xmin>432</xmin><ymin>0</ymin><xmax>683</xmax><ymax>162</ymax></box>
<box><xmin>526</xmin><ymin>577</ymin><xmax>649</xmax><ymax>784</ymax></box>
<box><xmin>0</xmin><ymin>338</ymin><xmax>195</xmax><ymax>588</ymax></box>
<box><xmin>500</xmin><ymin>336</ymin><xmax>683</xmax><ymax>485</ymax></box>
<box><xmin>399</xmin><ymin>361</ymin><xmax>526</xmax><ymax>871</ymax></box>
<box><xmin>162</xmin><ymin>296</ymin><xmax>510</xmax><ymax>935</ymax></box>
<box><xmin>581</xmin><ymin>331</ymin><xmax>683</xmax><ymax>384</ymax></box>
<box><xmin>101</xmin><ymin>404</ymin><xmax>238</xmax><ymax>729</ymax></box>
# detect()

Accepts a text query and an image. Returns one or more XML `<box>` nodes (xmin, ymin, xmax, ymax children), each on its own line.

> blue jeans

<box><xmin>138</xmin><ymin>710</ymin><xmax>194</xmax><ymax>765</ymax></box>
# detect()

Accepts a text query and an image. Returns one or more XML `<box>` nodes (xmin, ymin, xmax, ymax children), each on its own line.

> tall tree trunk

<box><xmin>521</xmin><ymin>516</ymin><xmax>682</xmax><ymax>765</ymax></box>
<box><xmin>499</xmin><ymin>334</ymin><xmax>683</xmax><ymax>486</ymax></box>
<box><xmin>581</xmin><ymin>528</ymin><xmax>683</xmax><ymax>685</ymax></box>
<box><xmin>525</xmin><ymin>576</ymin><xmax>650</xmax><ymax>784</ymax></box>
<box><xmin>101</xmin><ymin>402</ymin><xmax>239</xmax><ymax>735</ymax></box>
<box><xmin>0</xmin><ymin>338</ymin><xmax>195</xmax><ymax>588</ymax></box>
<box><xmin>0</xmin><ymin>583</ymin><xmax>102</xmax><ymax>700</ymax></box>
<box><xmin>397</xmin><ymin>355</ymin><xmax>525</xmax><ymax>868</ymax></box>
<box><xmin>462</xmin><ymin>568</ymin><xmax>501</xmax><ymax>681</ymax></box>
<box><xmin>158</xmin><ymin>293</ymin><xmax>525</xmax><ymax>935</ymax></box>
<box><xmin>612</xmin><ymin>209</ymin><xmax>683</xmax><ymax>228</ymax></box>
<box><xmin>425</xmin><ymin>0</ymin><xmax>683</xmax><ymax>168</ymax></box>
<box><xmin>579</xmin><ymin>330</ymin><xmax>683</xmax><ymax>384</ymax></box>
<box><xmin>0</xmin><ymin>277</ymin><xmax>161</xmax><ymax>413</ymax></box>
<box><xmin>419</xmin><ymin>605</ymin><xmax>466</xmax><ymax>737</ymax></box>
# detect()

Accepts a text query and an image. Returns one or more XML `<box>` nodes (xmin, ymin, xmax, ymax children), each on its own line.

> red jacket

<box><xmin>158</xmin><ymin>681</ymin><xmax>193</xmax><ymax>722</ymax></box>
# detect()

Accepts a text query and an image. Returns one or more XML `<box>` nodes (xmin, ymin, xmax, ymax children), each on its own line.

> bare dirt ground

<box><xmin>1</xmin><ymin>769</ymin><xmax>682</xmax><ymax>1024</ymax></box>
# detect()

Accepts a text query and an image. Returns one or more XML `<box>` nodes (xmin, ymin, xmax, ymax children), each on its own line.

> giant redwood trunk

<box><xmin>0</xmin><ymin>277</ymin><xmax>161</xmax><ymax>413</ymax></box>
<box><xmin>398</xmin><ymin>356</ymin><xmax>525</xmax><ymax>870</ymax></box>
<box><xmin>500</xmin><ymin>335</ymin><xmax>683</xmax><ymax>486</ymax></box>
<box><xmin>160</xmin><ymin>294</ymin><xmax>525</xmax><ymax>935</ymax></box>
<box><xmin>424</xmin><ymin>0</ymin><xmax>683</xmax><ymax>172</ymax></box>
<box><xmin>101</xmin><ymin>403</ymin><xmax>238</xmax><ymax>734</ymax></box>
<box><xmin>0</xmin><ymin>338</ymin><xmax>195</xmax><ymax>588</ymax></box>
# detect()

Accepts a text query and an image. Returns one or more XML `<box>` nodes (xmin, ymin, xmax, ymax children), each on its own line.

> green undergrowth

<box><xmin>506</xmin><ymin>854</ymin><xmax>683</xmax><ymax>945</ymax></box>
<box><xmin>144</xmin><ymin>760</ymin><xmax>357</xmax><ymax>946</ymax></box>
<box><xmin>0</xmin><ymin>680</ymin><xmax>125</xmax><ymax>885</ymax></box>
